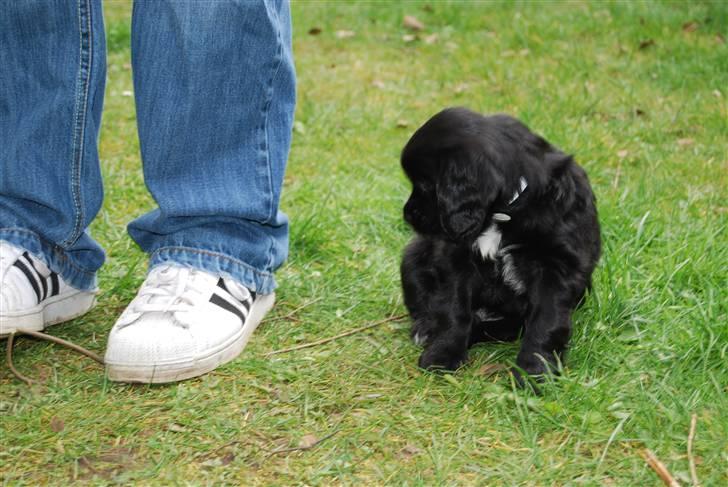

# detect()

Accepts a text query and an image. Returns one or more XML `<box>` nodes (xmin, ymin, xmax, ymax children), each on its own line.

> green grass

<box><xmin>2</xmin><ymin>1</ymin><xmax>727</xmax><ymax>484</ymax></box>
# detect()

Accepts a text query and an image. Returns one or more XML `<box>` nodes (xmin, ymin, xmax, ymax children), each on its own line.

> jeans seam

<box><xmin>261</xmin><ymin>3</ymin><xmax>284</xmax><ymax>224</ymax></box>
<box><xmin>151</xmin><ymin>245</ymin><xmax>275</xmax><ymax>278</ymax></box>
<box><xmin>62</xmin><ymin>0</ymin><xmax>93</xmax><ymax>248</ymax></box>
<box><xmin>265</xmin><ymin>234</ymin><xmax>276</xmax><ymax>271</ymax></box>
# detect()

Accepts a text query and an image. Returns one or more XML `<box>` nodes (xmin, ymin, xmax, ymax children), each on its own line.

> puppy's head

<box><xmin>401</xmin><ymin>107</ymin><xmax>569</xmax><ymax>243</ymax></box>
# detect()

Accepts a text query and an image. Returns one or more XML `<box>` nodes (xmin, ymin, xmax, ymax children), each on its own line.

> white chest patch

<box><xmin>475</xmin><ymin>224</ymin><xmax>502</xmax><ymax>261</ymax></box>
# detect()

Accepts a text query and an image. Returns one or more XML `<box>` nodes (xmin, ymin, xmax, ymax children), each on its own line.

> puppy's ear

<box><xmin>544</xmin><ymin>150</ymin><xmax>572</xmax><ymax>176</ymax></box>
<box><xmin>436</xmin><ymin>150</ymin><xmax>495</xmax><ymax>241</ymax></box>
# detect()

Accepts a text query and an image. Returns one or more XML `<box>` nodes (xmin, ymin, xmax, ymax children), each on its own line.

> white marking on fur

<box><xmin>501</xmin><ymin>253</ymin><xmax>526</xmax><ymax>294</ymax></box>
<box><xmin>475</xmin><ymin>308</ymin><xmax>504</xmax><ymax>322</ymax></box>
<box><xmin>413</xmin><ymin>332</ymin><xmax>427</xmax><ymax>346</ymax></box>
<box><xmin>475</xmin><ymin>224</ymin><xmax>502</xmax><ymax>260</ymax></box>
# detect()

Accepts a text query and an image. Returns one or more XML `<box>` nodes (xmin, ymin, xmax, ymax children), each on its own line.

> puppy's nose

<box><xmin>442</xmin><ymin>210</ymin><xmax>485</xmax><ymax>241</ymax></box>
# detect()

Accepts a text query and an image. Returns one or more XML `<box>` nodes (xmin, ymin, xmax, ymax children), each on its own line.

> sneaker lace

<box><xmin>130</xmin><ymin>265</ymin><xmax>209</xmax><ymax>315</ymax></box>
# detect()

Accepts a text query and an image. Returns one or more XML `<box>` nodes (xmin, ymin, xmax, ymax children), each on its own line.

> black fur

<box><xmin>400</xmin><ymin>107</ymin><xmax>601</xmax><ymax>381</ymax></box>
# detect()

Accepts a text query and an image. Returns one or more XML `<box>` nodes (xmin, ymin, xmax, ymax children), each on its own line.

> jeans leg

<box><xmin>127</xmin><ymin>0</ymin><xmax>296</xmax><ymax>294</ymax></box>
<box><xmin>0</xmin><ymin>0</ymin><xmax>106</xmax><ymax>291</ymax></box>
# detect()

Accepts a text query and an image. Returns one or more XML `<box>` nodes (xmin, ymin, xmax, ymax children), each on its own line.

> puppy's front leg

<box><xmin>418</xmin><ymin>289</ymin><xmax>473</xmax><ymax>372</ymax></box>
<box><xmin>515</xmin><ymin>283</ymin><xmax>572</xmax><ymax>381</ymax></box>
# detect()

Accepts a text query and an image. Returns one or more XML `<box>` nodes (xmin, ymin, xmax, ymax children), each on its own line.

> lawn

<box><xmin>1</xmin><ymin>1</ymin><xmax>726</xmax><ymax>485</ymax></box>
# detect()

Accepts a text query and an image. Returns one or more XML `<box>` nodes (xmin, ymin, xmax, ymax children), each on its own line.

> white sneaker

<box><xmin>0</xmin><ymin>241</ymin><xmax>97</xmax><ymax>337</ymax></box>
<box><xmin>104</xmin><ymin>264</ymin><xmax>274</xmax><ymax>383</ymax></box>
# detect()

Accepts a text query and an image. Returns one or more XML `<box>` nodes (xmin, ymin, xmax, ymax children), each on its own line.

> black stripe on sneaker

<box><xmin>217</xmin><ymin>277</ymin><xmax>254</xmax><ymax>312</ymax></box>
<box><xmin>216</xmin><ymin>278</ymin><xmax>230</xmax><ymax>294</ymax></box>
<box><xmin>13</xmin><ymin>259</ymin><xmax>42</xmax><ymax>303</ymax></box>
<box><xmin>23</xmin><ymin>254</ymin><xmax>48</xmax><ymax>300</ymax></box>
<box><xmin>50</xmin><ymin>272</ymin><xmax>60</xmax><ymax>297</ymax></box>
<box><xmin>210</xmin><ymin>294</ymin><xmax>245</xmax><ymax>322</ymax></box>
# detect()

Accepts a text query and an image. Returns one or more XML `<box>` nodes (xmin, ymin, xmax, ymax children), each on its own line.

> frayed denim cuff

<box><xmin>149</xmin><ymin>246</ymin><xmax>277</xmax><ymax>295</ymax></box>
<box><xmin>0</xmin><ymin>228</ymin><xmax>98</xmax><ymax>292</ymax></box>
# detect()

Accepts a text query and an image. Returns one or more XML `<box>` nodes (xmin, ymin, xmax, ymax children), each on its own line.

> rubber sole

<box><xmin>0</xmin><ymin>290</ymin><xmax>97</xmax><ymax>338</ymax></box>
<box><xmin>105</xmin><ymin>292</ymin><xmax>275</xmax><ymax>384</ymax></box>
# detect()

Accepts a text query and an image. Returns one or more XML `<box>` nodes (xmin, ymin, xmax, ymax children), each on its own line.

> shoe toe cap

<box><xmin>104</xmin><ymin>312</ymin><xmax>241</xmax><ymax>366</ymax></box>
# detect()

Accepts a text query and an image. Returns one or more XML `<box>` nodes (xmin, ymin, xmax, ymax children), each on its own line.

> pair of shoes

<box><xmin>0</xmin><ymin>242</ymin><xmax>274</xmax><ymax>384</ymax></box>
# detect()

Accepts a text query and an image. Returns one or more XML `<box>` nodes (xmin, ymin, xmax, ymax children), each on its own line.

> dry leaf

<box><xmin>712</xmin><ymin>90</ymin><xmax>722</xmax><ymax>98</ymax></box>
<box><xmin>167</xmin><ymin>423</ymin><xmax>188</xmax><ymax>433</ymax></box>
<box><xmin>638</xmin><ymin>39</ymin><xmax>655</xmax><ymax>50</ymax></box>
<box><xmin>617</xmin><ymin>150</ymin><xmax>629</xmax><ymax>159</ymax></box>
<box><xmin>399</xmin><ymin>444</ymin><xmax>422</xmax><ymax>457</ymax></box>
<box><xmin>424</xmin><ymin>33</ymin><xmax>439</xmax><ymax>44</ymax></box>
<box><xmin>716</xmin><ymin>33</ymin><xmax>726</xmax><ymax>45</ymax></box>
<box><xmin>97</xmin><ymin>447</ymin><xmax>134</xmax><ymax>464</ymax></box>
<box><xmin>475</xmin><ymin>363</ymin><xmax>508</xmax><ymax>377</ymax></box>
<box><xmin>298</xmin><ymin>434</ymin><xmax>318</xmax><ymax>448</ymax></box>
<box><xmin>50</xmin><ymin>416</ymin><xmax>65</xmax><ymax>433</ymax></box>
<box><xmin>335</xmin><ymin>30</ymin><xmax>355</xmax><ymax>39</ymax></box>
<box><xmin>371</xmin><ymin>79</ymin><xmax>385</xmax><ymax>89</ymax></box>
<box><xmin>308</xmin><ymin>27</ymin><xmax>322</xmax><ymax>35</ymax></box>
<box><xmin>402</xmin><ymin>34</ymin><xmax>417</xmax><ymax>43</ymax></box>
<box><xmin>454</xmin><ymin>83</ymin><xmax>469</xmax><ymax>94</ymax></box>
<box><xmin>403</xmin><ymin>15</ymin><xmax>425</xmax><ymax>31</ymax></box>
<box><xmin>682</xmin><ymin>21</ymin><xmax>698</xmax><ymax>33</ymax></box>
<box><xmin>677</xmin><ymin>138</ymin><xmax>694</xmax><ymax>146</ymax></box>
<box><xmin>396</xmin><ymin>120</ymin><xmax>410</xmax><ymax>128</ymax></box>
<box><xmin>220</xmin><ymin>452</ymin><xmax>235</xmax><ymax>466</ymax></box>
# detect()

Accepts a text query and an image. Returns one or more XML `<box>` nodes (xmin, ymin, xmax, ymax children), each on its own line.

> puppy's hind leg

<box><xmin>418</xmin><ymin>292</ymin><xmax>473</xmax><ymax>372</ymax></box>
<box><xmin>514</xmin><ymin>282</ymin><xmax>573</xmax><ymax>384</ymax></box>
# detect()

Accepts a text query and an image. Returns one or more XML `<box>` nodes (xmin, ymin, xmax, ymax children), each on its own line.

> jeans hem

<box><xmin>149</xmin><ymin>245</ymin><xmax>277</xmax><ymax>294</ymax></box>
<box><xmin>0</xmin><ymin>228</ymin><xmax>98</xmax><ymax>291</ymax></box>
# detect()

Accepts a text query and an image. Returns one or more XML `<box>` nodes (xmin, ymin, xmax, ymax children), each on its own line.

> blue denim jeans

<box><xmin>0</xmin><ymin>0</ymin><xmax>295</xmax><ymax>294</ymax></box>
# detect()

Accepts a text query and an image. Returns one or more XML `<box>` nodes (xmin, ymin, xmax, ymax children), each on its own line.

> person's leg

<box><xmin>0</xmin><ymin>0</ymin><xmax>106</xmax><ymax>334</ymax></box>
<box><xmin>105</xmin><ymin>0</ymin><xmax>296</xmax><ymax>382</ymax></box>
<box><xmin>128</xmin><ymin>0</ymin><xmax>294</xmax><ymax>292</ymax></box>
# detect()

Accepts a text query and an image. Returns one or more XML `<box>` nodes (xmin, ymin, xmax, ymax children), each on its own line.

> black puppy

<box><xmin>400</xmin><ymin>107</ymin><xmax>601</xmax><ymax>381</ymax></box>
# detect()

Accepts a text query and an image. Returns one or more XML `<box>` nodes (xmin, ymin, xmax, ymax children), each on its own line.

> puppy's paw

<box><xmin>418</xmin><ymin>346</ymin><xmax>467</xmax><ymax>372</ymax></box>
<box><xmin>510</xmin><ymin>367</ymin><xmax>542</xmax><ymax>393</ymax></box>
<box><xmin>512</xmin><ymin>354</ymin><xmax>560</xmax><ymax>391</ymax></box>
<box><xmin>410</xmin><ymin>319</ymin><xmax>437</xmax><ymax>347</ymax></box>
<box><xmin>516</xmin><ymin>353</ymin><xmax>559</xmax><ymax>378</ymax></box>
<box><xmin>412</xmin><ymin>331</ymin><xmax>428</xmax><ymax>347</ymax></box>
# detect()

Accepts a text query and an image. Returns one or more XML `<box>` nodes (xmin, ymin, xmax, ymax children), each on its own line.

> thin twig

<box><xmin>643</xmin><ymin>449</ymin><xmax>681</xmax><ymax>487</ymax></box>
<box><xmin>18</xmin><ymin>330</ymin><xmax>104</xmax><ymax>364</ymax></box>
<box><xmin>4</xmin><ymin>329</ymin><xmax>104</xmax><ymax>385</ymax></box>
<box><xmin>265</xmin><ymin>430</ymin><xmax>339</xmax><ymax>458</ymax></box>
<box><xmin>6</xmin><ymin>333</ymin><xmax>36</xmax><ymax>386</ymax></box>
<box><xmin>265</xmin><ymin>313</ymin><xmax>408</xmax><ymax>357</ymax></box>
<box><xmin>612</xmin><ymin>158</ymin><xmax>622</xmax><ymax>190</ymax></box>
<box><xmin>687</xmin><ymin>413</ymin><xmax>700</xmax><ymax>487</ymax></box>
<box><xmin>195</xmin><ymin>440</ymin><xmax>243</xmax><ymax>461</ymax></box>
<box><xmin>262</xmin><ymin>297</ymin><xmax>323</xmax><ymax>324</ymax></box>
